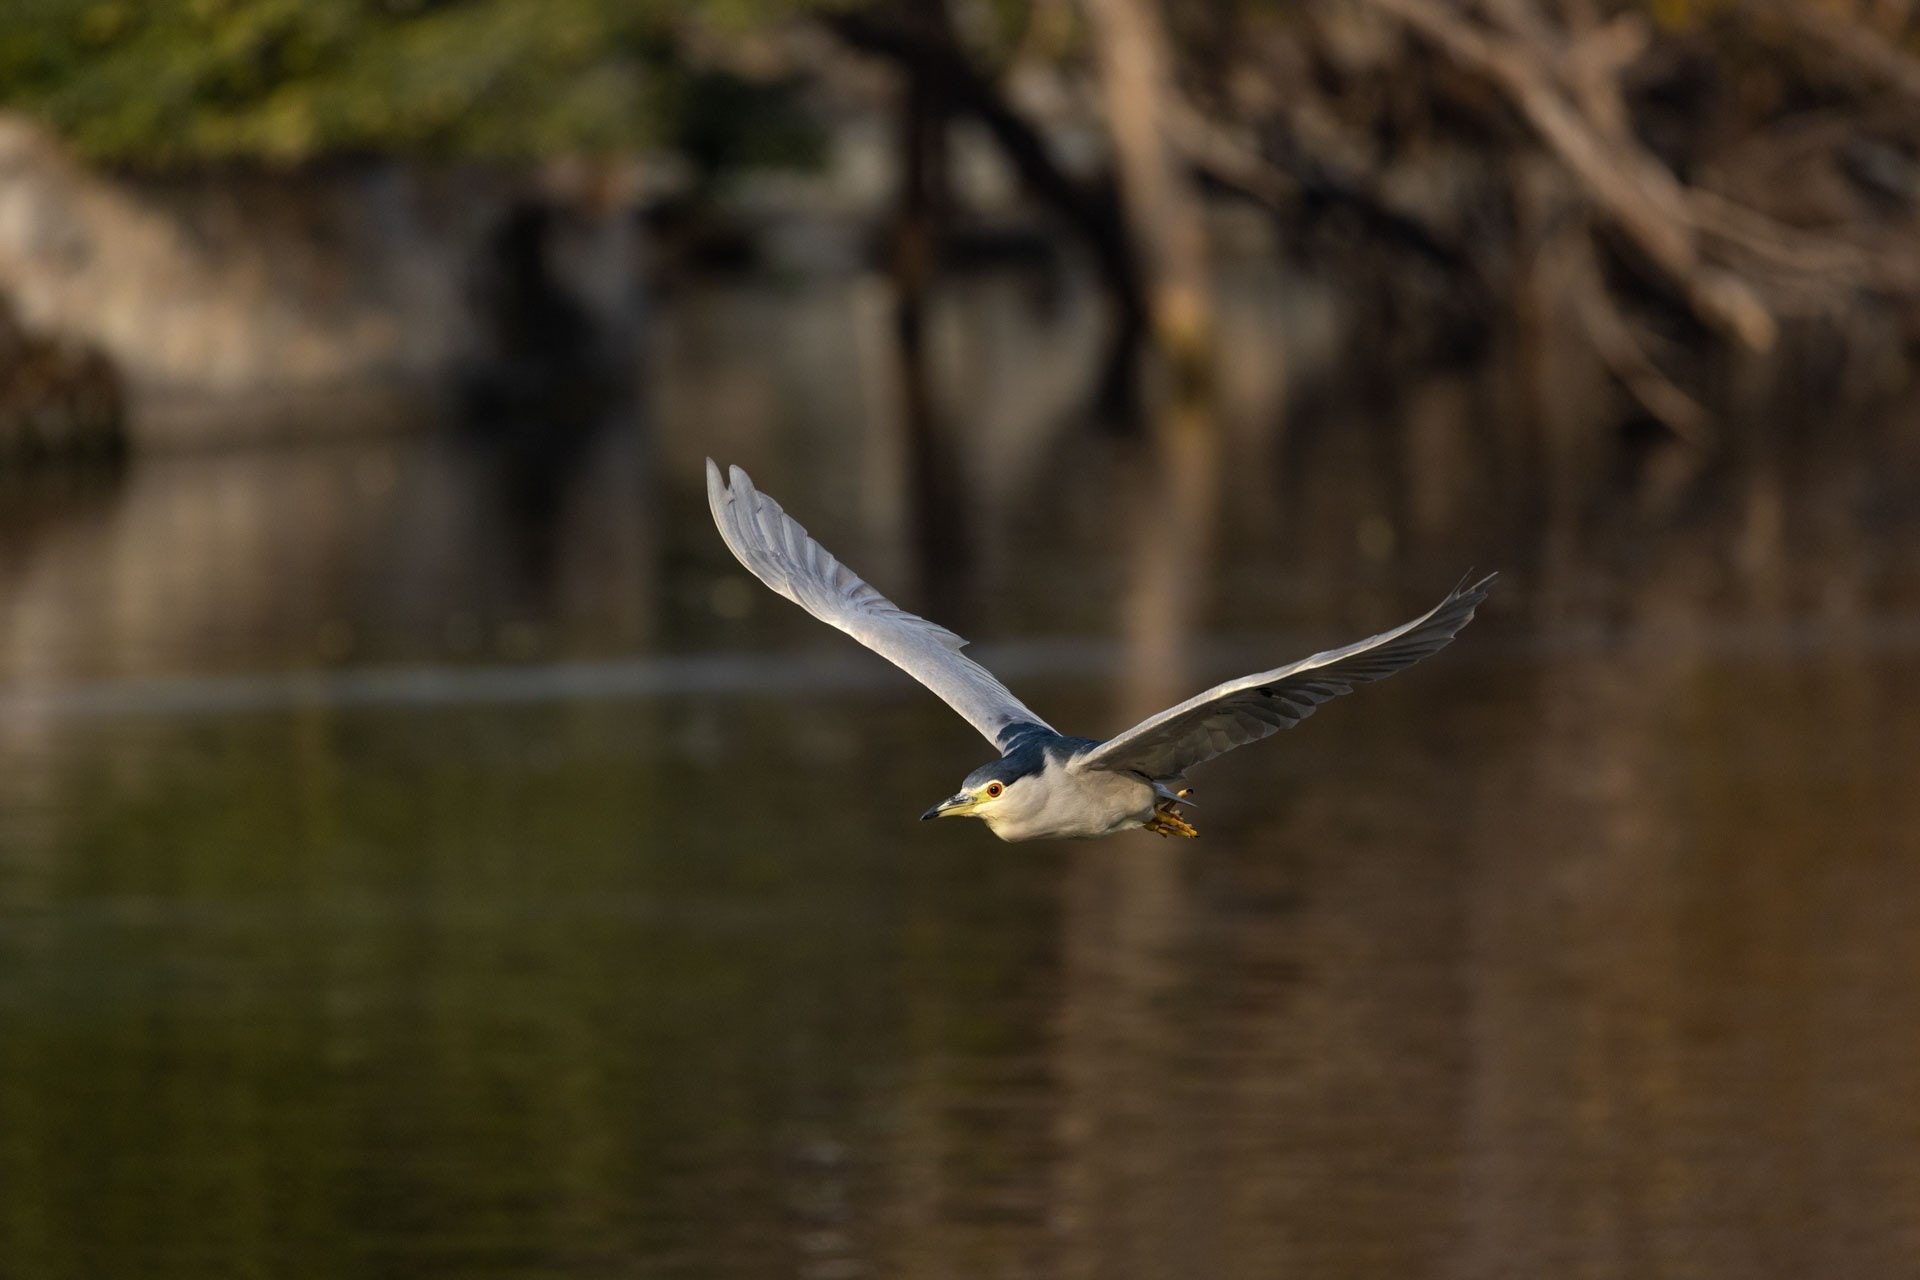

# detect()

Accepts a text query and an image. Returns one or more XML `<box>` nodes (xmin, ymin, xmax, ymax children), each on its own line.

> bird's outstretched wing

<box><xmin>707</xmin><ymin>460</ymin><xmax>1056</xmax><ymax>751</ymax></box>
<box><xmin>1074</xmin><ymin>574</ymin><xmax>1495</xmax><ymax>780</ymax></box>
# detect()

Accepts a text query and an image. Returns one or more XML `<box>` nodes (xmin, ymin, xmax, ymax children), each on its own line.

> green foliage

<box><xmin>0</xmin><ymin>0</ymin><xmax>833</xmax><ymax>167</ymax></box>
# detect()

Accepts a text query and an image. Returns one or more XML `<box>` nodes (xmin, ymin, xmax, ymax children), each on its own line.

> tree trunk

<box><xmin>1080</xmin><ymin>0</ymin><xmax>1217</xmax><ymax>404</ymax></box>
<box><xmin>890</xmin><ymin>23</ymin><xmax>971</xmax><ymax>589</ymax></box>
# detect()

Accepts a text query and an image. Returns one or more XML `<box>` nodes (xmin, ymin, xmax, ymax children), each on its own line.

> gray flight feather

<box><xmin>1073</xmin><ymin>573</ymin><xmax>1496</xmax><ymax>781</ymax></box>
<box><xmin>707</xmin><ymin>460</ymin><xmax>1057</xmax><ymax>751</ymax></box>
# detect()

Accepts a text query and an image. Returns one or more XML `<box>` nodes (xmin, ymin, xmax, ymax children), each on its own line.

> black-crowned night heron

<box><xmin>708</xmin><ymin>461</ymin><xmax>1493</xmax><ymax>842</ymax></box>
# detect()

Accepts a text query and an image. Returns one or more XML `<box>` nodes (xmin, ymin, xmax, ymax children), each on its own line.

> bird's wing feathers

<box><xmin>707</xmin><ymin>460</ymin><xmax>1055</xmax><ymax>751</ymax></box>
<box><xmin>1075</xmin><ymin>574</ymin><xmax>1495</xmax><ymax>779</ymax></box>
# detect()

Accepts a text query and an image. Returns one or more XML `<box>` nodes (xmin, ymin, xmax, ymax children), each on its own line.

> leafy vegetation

<box><xmin>0</xmin><ymin>0</ymin><xmax>829</xmax><ymax>166</ymax></box>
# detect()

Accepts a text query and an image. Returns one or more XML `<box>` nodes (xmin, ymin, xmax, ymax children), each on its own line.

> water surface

<box><xmin>3</xmin><ymin>294</ymin><xmax>1920</xmax><ymax>1278</ymax></box>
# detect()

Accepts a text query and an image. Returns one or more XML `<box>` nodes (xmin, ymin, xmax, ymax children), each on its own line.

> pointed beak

<box><xmin>922</xmin><ymin>792</ymin><xmax>978</xmax><ymax>821</ymax></box>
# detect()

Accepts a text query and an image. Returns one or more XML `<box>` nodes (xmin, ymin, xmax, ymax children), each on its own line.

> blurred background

<box><xmin>2</xmin><ymin>1</ymin><xmax>1919</xmax><ymax>1276</ymax></box>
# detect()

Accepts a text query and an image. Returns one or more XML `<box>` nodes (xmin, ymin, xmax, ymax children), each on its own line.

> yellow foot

<box><xmin>1143</xmin><ymin>803</ymin><xmax>1198</xmax><ymax>838</ymax></box>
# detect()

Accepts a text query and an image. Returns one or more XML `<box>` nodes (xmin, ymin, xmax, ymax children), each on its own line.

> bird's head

<box><xmin>921</xmin><ymin>756</ymin><xmax>1041</xmax><ymax>830</ymax></box>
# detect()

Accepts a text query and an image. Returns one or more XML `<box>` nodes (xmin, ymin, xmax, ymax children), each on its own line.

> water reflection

<box><xmin>5</xmin><ymin>616</ymin><xmax>1917</xmax><ymax>1278</ymax></box>
<box><xmin>4</xmin><ymin>282</ymin><xmax>1920</xmax><ymax>1277</ymax></box>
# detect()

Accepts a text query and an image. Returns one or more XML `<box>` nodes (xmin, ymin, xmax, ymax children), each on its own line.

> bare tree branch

<box><xmin>1161</xmin><ymin>98</ymin><xmax>1469</xmax><ymax>268</ymax></box>
<box><xmin>1757</xmin><ymin>0</ymin><xmax>1920</xmax><ymax>101</ymax></box>
<box><xmin>1558</xmin><ymin>231</ymin><xmax>1714</xmax><ymax>445</ymax></box>
<box><xmin>1367</xmin><ymin>0</ymin><xmax>1779</xmax><ymax>351</ymax></box>
<box><xmin>821</xmin><ymin>6</ymin><xmax>1143</xmax><ymax>320</ymax></box>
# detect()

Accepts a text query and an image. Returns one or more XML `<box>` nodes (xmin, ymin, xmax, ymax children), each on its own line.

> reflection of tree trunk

<box><xmin>890</xmin><ymin>27</ymin><xmax>970</xmax><ymax>591</ymax></box>
<box><xmin>1048</xmin><ymin>393</ymin><xmax>1220</xmax><ymax>1275</ymax></box>
<box><xmin>1080</xmin><ymin>0</ymin><xmax>1215</xmax><ymax>405</ymax></box>
<box><xmin>1120</xmin><ymin>397</ymin><xmax>1221</xmax><ymax>719</ymax></box>
<box><xmin>1053</xmin><ymin>835</ymin><xmax>1206</xmax><ymax>1280</ymax></box>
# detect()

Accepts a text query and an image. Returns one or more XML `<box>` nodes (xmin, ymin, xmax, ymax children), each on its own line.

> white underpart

<box><xmin>978</xmin><ymin>753</ymin><xmax>1157</xmax><ymax>843</ymax></box>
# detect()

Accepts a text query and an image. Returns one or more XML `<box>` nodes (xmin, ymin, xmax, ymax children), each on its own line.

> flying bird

<box><xmin>707</xmin><ymin>460</ymin><xmax>1492</xmax><ymax>842</ymax></box>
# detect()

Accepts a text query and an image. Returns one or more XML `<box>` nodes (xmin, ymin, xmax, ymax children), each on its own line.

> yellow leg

<box><xmin>1143</xmin><ymin>802</ymin><xmax>1198</xmax><ymax>838</ymax></box>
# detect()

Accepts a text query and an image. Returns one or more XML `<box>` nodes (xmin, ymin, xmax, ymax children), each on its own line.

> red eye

<box><xmin>985</xmin><ymin>782</ymin><xmax>1003</xmax><ymax>798</ymax></box>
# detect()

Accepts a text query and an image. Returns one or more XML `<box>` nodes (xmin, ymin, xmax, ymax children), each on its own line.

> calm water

<box><xmin>4</xmin><ymin>279</ymin><xmax>1920</xmax><ymax>1278</ymax></box>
